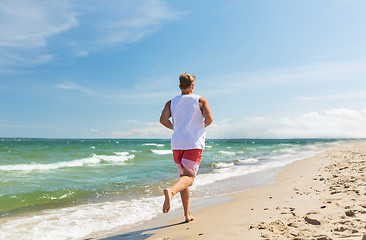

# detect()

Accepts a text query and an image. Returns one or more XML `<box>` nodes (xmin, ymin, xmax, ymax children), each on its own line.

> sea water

<box><xmin>0</xmin><ymin>138</ymin><xmax>347</xmax><ymax>239</ymax></box>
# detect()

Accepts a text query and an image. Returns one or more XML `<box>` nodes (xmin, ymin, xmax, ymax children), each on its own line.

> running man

<box><xmin>160</xmin><ymin>72</ymin><xmax>213</xmax><ymax>222</ymax></box>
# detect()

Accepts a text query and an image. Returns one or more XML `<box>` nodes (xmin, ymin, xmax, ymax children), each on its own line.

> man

<box><xmin>160</xmin><ymin>72</ymin><xmax>213</xmax><ymax>222</ymax></box>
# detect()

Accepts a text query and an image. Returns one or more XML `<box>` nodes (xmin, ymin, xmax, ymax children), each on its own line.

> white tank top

<box><xmin>170</xmin><ymin>94</ymin><xmax>205</xmax><ymax>150</ymax></box>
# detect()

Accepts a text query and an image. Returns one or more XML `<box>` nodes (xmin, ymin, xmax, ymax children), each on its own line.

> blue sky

<box><xmin>1</xmin><ymin>0</ymin><xmax>366</xmax><ymax>138</ymax></box>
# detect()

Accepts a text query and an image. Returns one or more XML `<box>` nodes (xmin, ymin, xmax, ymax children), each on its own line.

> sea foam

<box><xmin>151</xmin><ymin>149</ymin><xmax>172</xmax><ymax>155</ymax></box>
<box><xmin>213</xmin><ymin>162</ymin><xmax>235</xmax><ymax>168</ymax></box>
<box><xmin>191</xmin><ymin>149</ymin><xmax>318</xmax><ymax>191</ymax></box>
<box><xmin>218</xmin><ymin>150</ymin><xmax>237</xmax><ymax>156</ymax></box>
<box><xmin>0</xmin><ymin>153</ymin><xmax>134</xmax><ymax>171</ymax></box>
<box><xmin>142</xmin><ymin>143</ymin><xmax>165</xmax><ymax>147</ymax></box>
<box><xmin>236</xmin><ymin>158</ymin><xmax>260</xmax><ymax>164</ymax></box>
<box><xmin>0</xmin><ymin>195</ymin><xmax>181</xmax><ymax>240</ymax></box>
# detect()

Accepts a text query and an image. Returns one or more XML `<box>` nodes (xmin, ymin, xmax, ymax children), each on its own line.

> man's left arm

<box><xmin>160</xmin><ymin>101</ymin><xmax>174</xmax><ymax>130</ymax></box>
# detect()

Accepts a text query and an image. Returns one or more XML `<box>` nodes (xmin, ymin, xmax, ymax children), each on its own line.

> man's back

<box><xmin>171</xmin><ymin>94</ymin><xmax>205</xmax><ymax>150</ymax></box>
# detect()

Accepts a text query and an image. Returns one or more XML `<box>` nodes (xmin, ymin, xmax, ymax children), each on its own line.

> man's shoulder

<box><xmin>188</xmin><ymin>94</ymin><xmax>203</xmax><ymax>101</ymax></box>
<box><xmin>198</xmin><ymin>96</ymin><xmax>208</xmax><ymax>103</ymax></box>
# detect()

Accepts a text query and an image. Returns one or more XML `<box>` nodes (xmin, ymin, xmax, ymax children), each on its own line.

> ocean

<box><xmin>0</xmin><ymin>138</ymin><xmax>346</xmax><ymax>239</ymax></box>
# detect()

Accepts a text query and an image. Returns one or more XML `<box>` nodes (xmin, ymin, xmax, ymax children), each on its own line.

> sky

<box><xmin>1</xmin><ymin>0</ymin><xmax>366</xmax><ymax>139</ymax></box>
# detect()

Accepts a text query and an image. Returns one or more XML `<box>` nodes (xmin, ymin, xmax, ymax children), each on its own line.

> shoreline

<box><xmin>96</xmin><ymin>141</ymin><xmax>366</xmax><ymax>240</ymax></box>
<box><xmin>86</xmin><ymin>166</ymin><xmax>284</xmax><ymax>240</ymax></box>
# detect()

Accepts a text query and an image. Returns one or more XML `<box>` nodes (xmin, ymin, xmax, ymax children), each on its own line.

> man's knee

<box><xmin>184</xmin><ymin>177</ymin><xmax>194</xmax><ymax>187</ymax></box>
<box><xmin>181</xmin><ymin>170</ymin><xmax>195</xmax><ymax>186</ymax></box>
<box><xmin>179</xmin><ymin>173</ymin><xmax>194</xmax><ymax>186</ymax></box>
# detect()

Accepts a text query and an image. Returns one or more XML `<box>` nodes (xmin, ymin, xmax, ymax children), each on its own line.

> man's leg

<box><xmin>163</xmin><ymin>166</ymin><xmax>195</xmax><ymax>217</ymax></box>
<box><xmin>180</xmin><ymin>185</ymin><xmax>195</xmax><ymax>222</ymax></box>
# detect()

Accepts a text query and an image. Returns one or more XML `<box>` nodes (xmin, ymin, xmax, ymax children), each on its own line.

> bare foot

<box><xmin>185</xmin><ymin>212</ymin><xmax>195</xmax><ymax>222</ymax></box>
<box><xmin>163</xmin><ymin>188</ymin><xmax>172</xmax><ymax>213</ymax></box>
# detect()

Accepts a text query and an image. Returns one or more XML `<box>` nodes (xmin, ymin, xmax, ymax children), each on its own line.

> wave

<box><xmin>0</xmin><ymin>195</ymin><xmax>182</xmax><ymax>240</ymax></box>
<box><xmin>212</xmin><ymin>162</ymin><xmax>235</xmax><ymax>168</ymax></box>
<box><xmin>192</xmin><ymin>149</ymin><xmax>318</xmax><ymax>190</ymax></box>
<box><xmin>235</xmin><ymin>158</ymin><xmax>260</xmax><ymax>164</ymax></box>
<box><xmin>193</xmin><ymin>164</ymin><xmax>269</xmax><ymax>189</ymax></box>
<box><xmin>218</xmin><ymin>150</ymin><xmax>237</xmax><ymax>156</ymax></box>
<box><xmin>273</xmin><ymin>148</ymin><xmax>298</xmax><ymax>153</ymax></box>
<box><xmin>0</xmin><ymin>153</ymin><xmax>135</xmax><ymax>171</ymax></box>
<box><xmin>243</xmin><ymin>147</ymin><xmax>257</xmax><ymax>151</ymax></box>
<box><xmin>151</xmin><ymin>149</ymin><xmax>172</xmax><ymax>155</ymax></box>
<box><xmin>276</xmin><ymin>143</ymin><xmax>296</xmax><ymax>147</ymax></box>
<box><xmin>142</xmin><ymin>143</ymin><xmax>165</xmax><ymax>147</ymax></box>
<box><xmin>0</xmin><ymin>189</ymin><xmax>83</xmax><ymax>214</ymax></box>
<box><xmin>113</xmin><ymin>152</ymin><xmax>129</xmax><ymax>156</ymax></box>
<box><xmin>211</xmin><ymin>158</ymin><xmax>261</xmax><ymax>169</ymax></box>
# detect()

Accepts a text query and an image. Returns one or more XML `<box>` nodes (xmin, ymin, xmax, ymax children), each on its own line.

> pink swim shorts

<box><xmin>173</xmin><ymin>149</ymin><xmax>202</xmax><ymax>176</ymax></box>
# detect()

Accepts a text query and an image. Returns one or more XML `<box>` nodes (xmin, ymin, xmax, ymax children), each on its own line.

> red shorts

<box><xmin>173</xmin><ymin>149</ymin><xmax>202</xmax><ymax>176</ymax></box>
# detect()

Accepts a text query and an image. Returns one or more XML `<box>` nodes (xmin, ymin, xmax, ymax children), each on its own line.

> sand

<box><xmin>98</xmin><ymin>141</ymin><xmax>366</xmax><ymax>240</ymax></box>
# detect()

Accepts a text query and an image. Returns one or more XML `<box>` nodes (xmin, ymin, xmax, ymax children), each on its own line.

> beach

<box><xmin>99</xmin><ymin>141</ymin><xmax>366</xmax><ymax>240</ymax></box>
<box><xmin>1</xmin><ymin>139</ymin><xmax>364</xmax><ymax>239</ymax></box>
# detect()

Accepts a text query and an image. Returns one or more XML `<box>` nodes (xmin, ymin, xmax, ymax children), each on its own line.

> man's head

<box><xmin>179</xmin><ymin>73</ymin><xmax>196</xmax><ymax>90</ymax></box>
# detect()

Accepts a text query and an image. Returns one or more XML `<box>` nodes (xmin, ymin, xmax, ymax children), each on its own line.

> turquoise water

<box><xmin>0</xmin><ymin>138</ymin><xmax>345</xmax><ymax>239</ymax></box>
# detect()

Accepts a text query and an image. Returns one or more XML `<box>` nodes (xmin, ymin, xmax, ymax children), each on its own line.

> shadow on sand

<box><xmin>93</xmin><ymin>221</ymin><xmax>187</xmax><ymax>240</ymax></box>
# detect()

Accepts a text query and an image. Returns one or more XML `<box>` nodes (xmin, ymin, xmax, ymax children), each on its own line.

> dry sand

<box><xmin>98</xmin><ymin>141</ymin><xmax>366</xmax><ymax>240</ymax></box>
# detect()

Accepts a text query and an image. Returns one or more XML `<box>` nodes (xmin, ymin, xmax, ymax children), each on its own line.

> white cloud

<box><xmin>0</xmin><ymin>122</ymin><xmax>60</xmax><ymax>130</ymax></box>
<box><xmin>199</xmin><ymin>61</ymin><xmax>366</xmax><ymax>97</ymax></box>
<box><xmin>109</xmin><ymin>121</ymin><xmax>171</xmax><ymax>138</ymax></box>
<box><xmin>294</xmin><ymin>90</ymin><xmax>366</xmax><ymax>102</ymax></box>
<box><xmin>0</xmin><ymin>0</ymin><xmax>77</xmax><ymax>49</ymax></box>
<box><xmin>126</xmin><ymin>120</ymin><xmax>161</xmax><ymax>126</ymax></box>
<box><xmin>88</xmin><ymin>0</ymin><xmax>184</xmax><ymax>46</ymax></box>
<box><xmin>0</xmin><ymin>0</ymin><xmax>78</xmax><ymax>71</ymax></box>
<box><xmin>106</xmin><ymin>109</ymin><xmax>366</xmax><ymax>138</ymax></box>
<box><xmin>54</xmin><ymin>81</ymin><xmax>176</xmax><ymax>104</ymax></box>
<box><xmin>0</xmin><ymin>0</ymin><xmax>184</xmax><ymax>72</ymax></box>
<box><xmin>54</xmin><ymin>82</ymin><xmax>93</xmax><ymax>95</ymax></box>
<box><xmin>206</xmin><ymin>109</ymin><xmax>366</xmax><ymax>139</ymax></box>
<box><xmin>90</xmin><ymin>128</ymin><xmax>99</xmax><ymax>133</ymax></box>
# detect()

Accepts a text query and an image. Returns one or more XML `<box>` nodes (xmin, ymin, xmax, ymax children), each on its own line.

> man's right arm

<box><xmin>160</xmin><ymin>101</ymin><xmax>174</xmax><ymax>130</ymax></box>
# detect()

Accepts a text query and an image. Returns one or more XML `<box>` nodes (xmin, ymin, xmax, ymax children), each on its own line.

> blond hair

<box><xmin>179</xmin><ymin>72</ymin><xmax>196</xmax><ymax>89</ymax></box>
